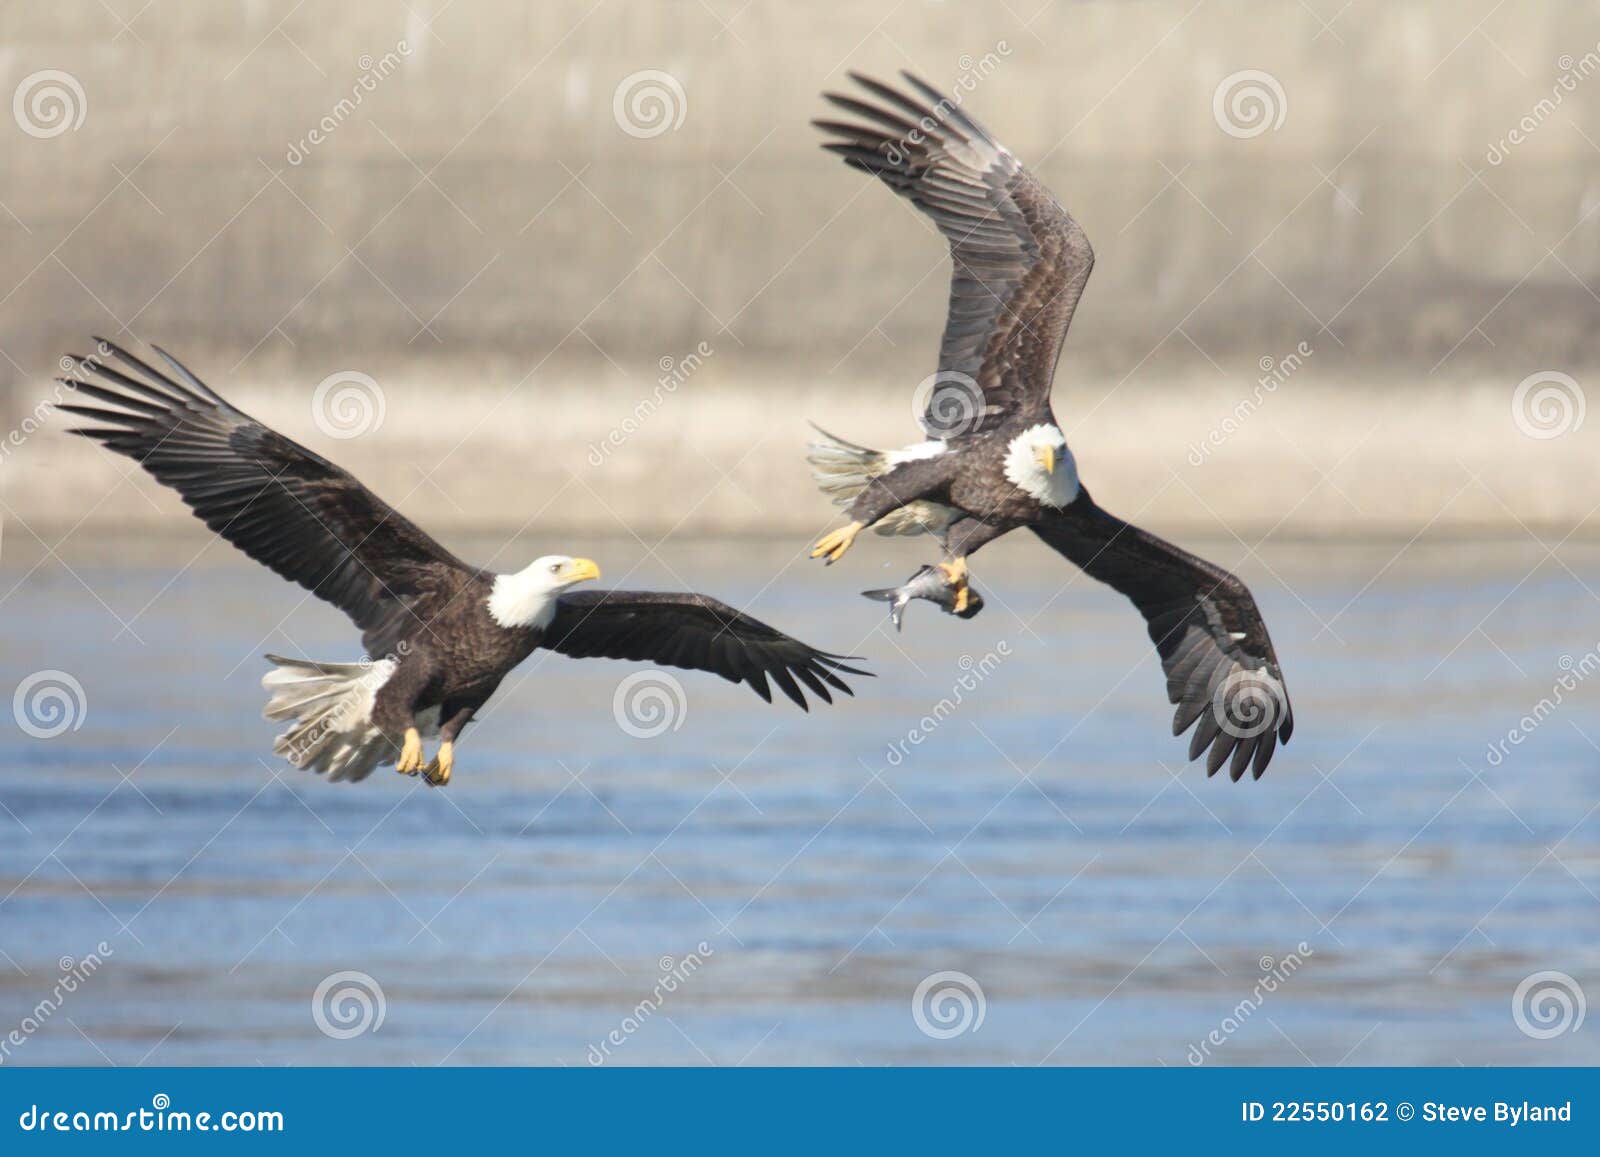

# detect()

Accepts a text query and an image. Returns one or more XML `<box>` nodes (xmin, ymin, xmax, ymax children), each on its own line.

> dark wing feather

<box><xmin>1032</xmin><ymin>494</ymin><xmax>1294</xmax><ymax>779</ymax></box>
<box><xmin>541</xmin><ymin>591</ymin><xmax>870</xmax><ymax>710</ymax></box>
<box><xmin>59</xmin><ymin>340</ymin><xmax>475</xmax><ymax>656</ymax></box>
<box><xmin>815</xmin><ymin>71</ymin><xmax>1094</xmax><ymax>436</ymax></box>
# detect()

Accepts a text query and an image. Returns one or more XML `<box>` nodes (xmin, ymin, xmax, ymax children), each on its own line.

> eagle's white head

<box><xmin>488</xmin><ymin>555</ymin><xmax>601</xmax><ymax>629</ymax></box>
<box><xmin>1004</xmin><ymin>423</ymin><xmax>1079</xmax><ymax>508</ymax></box>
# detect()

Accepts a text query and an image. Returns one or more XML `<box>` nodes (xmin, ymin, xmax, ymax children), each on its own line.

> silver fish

<box><xmin>862</xmin><ymin>564</ymin><xmax>985</xmax><ymax>631</ymax></box>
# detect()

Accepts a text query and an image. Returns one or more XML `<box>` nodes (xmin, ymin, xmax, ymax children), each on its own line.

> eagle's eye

<box><xmin>549</xmin><ymin>562</ymin><xmax>562</xmax><ymax>574</ymax></box>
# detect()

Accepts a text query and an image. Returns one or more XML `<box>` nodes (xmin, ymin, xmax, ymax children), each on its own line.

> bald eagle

<box><xmin>806</xmin><ymin>73</ymin><xmax>1293</xmax><ymax>779</ymax></box>
<box><xmin>60</xmin><ymin>341</ymin><xmax>867</xmax><ymax>786</ymax></box>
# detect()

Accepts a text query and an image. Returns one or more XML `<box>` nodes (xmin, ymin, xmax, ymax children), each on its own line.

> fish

<box><xmin>862</xmin><ymin>564</ymin><xmax>985</xmax><ymax>631</ymax></box>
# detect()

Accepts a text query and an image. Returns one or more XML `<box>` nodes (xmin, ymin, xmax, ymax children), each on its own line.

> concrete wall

<box><xmin>2</xmin><ymin>1</ymin><xmax>1598</xmax><ymax>536</ymax></box>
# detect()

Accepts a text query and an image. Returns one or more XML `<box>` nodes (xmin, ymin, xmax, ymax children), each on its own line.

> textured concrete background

<box><xmin>1</xmin><ymin>0</ymin><xmax>1597</xmax><ymax>538</ymax></box>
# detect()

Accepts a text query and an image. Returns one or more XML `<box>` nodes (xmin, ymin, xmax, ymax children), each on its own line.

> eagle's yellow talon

<box><xmin>811</xmin><ymin>521</ymin><xmax>864</xmax><ymax>564</ymax></box>
<box><xmin>940</xmin><ymin>558</ymin><xmax>971</xmax><ymax>612</ymax></box>
<box><xmin>395</xmin><ymin>727</ymin><xmax>424</xmax><ymax>775</ymax></box>
<box><xmin>423</xmin><ymin>741</ymin><xmax>453</xmax><ymax>787</ymax></box>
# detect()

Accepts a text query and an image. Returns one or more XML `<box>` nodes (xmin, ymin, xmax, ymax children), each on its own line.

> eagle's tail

<box><xmin>805</xmin><ymin>423</ymin><xmax>885</xmax><ymax>507</ymax></box>
<box><xmin>804</xmin><ymin>423</ymin><xmax>951</xmax><ymax>539</ymax></box>
<box><xmin>261</xmin><ymin>655</ymin><xmax>397</xmax><ymax>783</ymax></box>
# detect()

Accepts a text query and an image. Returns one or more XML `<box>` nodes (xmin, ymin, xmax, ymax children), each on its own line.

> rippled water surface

<box><xmin>2</xmin><ymin>533</ymin><xmax>1597</xmax><ymax>1065</ymax></box>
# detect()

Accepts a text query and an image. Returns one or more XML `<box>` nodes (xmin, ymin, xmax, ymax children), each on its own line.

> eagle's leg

<box><xmin>813</xmin><ymin>458</ymin><xmax>957</xmax><ymax>565</ymax></box>
<box><xmin>395</xmin><ymin>727</ymin><xmax>425</xmax><ymax>775</ymax></box>
<box><xmin>372</xmin><ymin>655</ymin><xmax>438</xmax><ymax>778</ymax></box>
<box><xmin>811</xmin><ymin>521</ymin><xmax>864</xmax><ymax>564</ymax></box>
<box><xmin>938</xmin><ymin>558</ymin><xmax>971</xmax><ymax>614</ymax></box>
<box><xmin>423</xmin><ymin>742</ymin><xmax>453</xmax><ymax>787</ymax></box>
<box><xmin>423</xmin><ymin>707</ymin><xmax>475</xmax><ymax>788</ymax></box>
<box><xmin>938</xmin><ymin>517</ymin><xmax>1009</xmax><ymax>615</ymax></box>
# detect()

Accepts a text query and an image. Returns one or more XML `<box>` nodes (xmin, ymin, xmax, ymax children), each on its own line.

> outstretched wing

<box><xmin>60</xmin><ymin>340</ymin><xmax>476</xmax><ymax>655</ymax></box>
<box><xmin>542</xmin><ymin>591</ymin><xmax>870</xmax><ymax>710</ymax></box>
<box><xmin>1032</xmin><ymin>495</ymin><xmax>1294</xmax><ymax>779</ymax></box>
<box><xmin>815</xmin><ymin>72</ymin><xmax>1094</xmax><ymax>436</ymax></box>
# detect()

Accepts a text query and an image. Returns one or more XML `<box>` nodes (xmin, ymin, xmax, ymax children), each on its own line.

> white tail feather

<box><xmin>262</xmin><ymin>655</ymin><xmax>397</xmax><ymax>783</ymax></box>
<box><xmin>805</xmin><ymin>424</ymin><xmax>958</xmax><ymax>538</ymax></box>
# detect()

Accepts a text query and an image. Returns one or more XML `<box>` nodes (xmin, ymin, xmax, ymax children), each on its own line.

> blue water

<box><xmin>1</xmin><ymin>533</ymin><xmax>1596</xmax><ymax>1065</ymax></box>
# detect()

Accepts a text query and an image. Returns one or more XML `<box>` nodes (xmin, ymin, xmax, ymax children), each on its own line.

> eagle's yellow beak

<box><xmin>1035</xmin><ymin>445</ymin><xmax>1057</xmax><ymax>475</ymax></box>
<box><xmin>567</xmin><ymin>558</ymin><xmax>601</xmax><ymax>583</ymax></box>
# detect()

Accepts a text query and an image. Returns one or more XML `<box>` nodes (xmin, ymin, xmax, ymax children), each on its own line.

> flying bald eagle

<box><xmin>806</xmin><ymin>73</ymin><xmax>1293</xmax><ymax>779</ymax></box>
<box><xmin>60</xmin><ymin>340</ymin><xmax>867</xmax><ymax>787</ymax></box>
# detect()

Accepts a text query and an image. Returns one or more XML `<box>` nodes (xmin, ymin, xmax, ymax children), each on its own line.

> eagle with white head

<box><xmin>804</xmin><ymin>73</ymin><xmax>1294</xmax><ymax>780</ymax></box>
<box><xmin>61</xmin><ymin>341</ymin><xmax>868</xmax><ymax>787</ymax></box>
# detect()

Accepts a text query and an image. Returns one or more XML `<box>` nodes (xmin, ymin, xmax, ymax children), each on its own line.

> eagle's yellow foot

<box><xmin>423</xmin><ymin>742</ymin><xmax>453</xmax><ymax>788</ymax></box>
<box><xmin>395</xmin><ymin>727</ymin><xmax>425</xmax><ymax>775</ymax></box>
<box><xmin>811</xmin><ymin>521</ymin><xmax>865</xmax><ymax>564</ymax></box>
<box><xmin>939</xmin><ymin>559</ymin><xmax>971</xmax><ymax>614</ymax></box>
